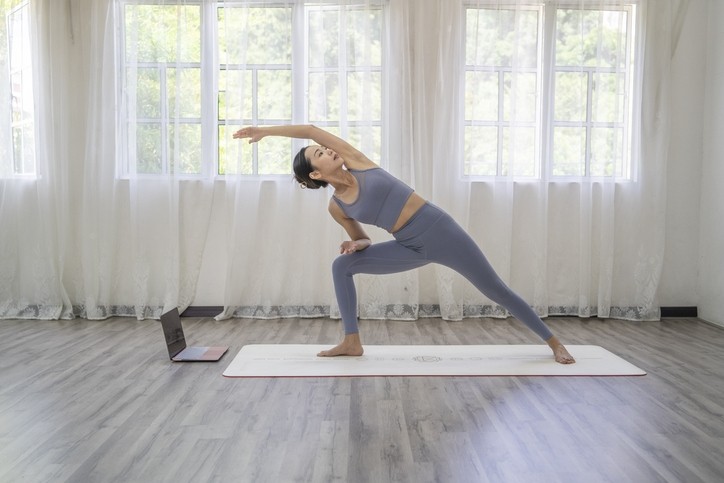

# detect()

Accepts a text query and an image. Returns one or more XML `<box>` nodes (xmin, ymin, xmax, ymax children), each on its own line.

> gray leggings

<box><xmin>332</xmin><ymin>202</ymin><xmax>554</xmax><ymax>341</ymax></box>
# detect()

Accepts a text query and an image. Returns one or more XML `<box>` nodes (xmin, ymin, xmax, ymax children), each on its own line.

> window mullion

<box><xmin>160</xmin><ymin>64</ymin><xmax>168</xmax><ymax>175</ymax></box>
<box><xmin>541</xmin><ymin>2</ymin><xmax>556</xmax><ymax>180</ymax></box>
<box><xmin>586</xmin><ymin>69</ymin><xmax>593</xmax><ymax>177</ymax></box>
<box><xmin>293</xmin><ymin>0</ymin><xmax>306</xmax><ymax>154</ymax></box>
<box><xmin>201</xmin><ymin>0</ymin><xmax>214</xmax><ymax>178</ymax></box>
<box><xmin>498</xmin><ymin>70</ymin><xmax>505</xmax><ymax>176</ymax></box>
<box><xmin>252</xmin><ymin>67</ymin><xmax>259</xmax><ymax>174</ymax></box>
<box><xmin>339</xmin><ymin>7</ymin><xmax>347</xmax><ymax>140</ymax></box>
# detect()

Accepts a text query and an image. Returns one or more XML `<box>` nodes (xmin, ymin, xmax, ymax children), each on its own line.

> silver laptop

<box><xmin>160</xmin><ymin>308</ymin><xmax>228</xmax><ymax>362</ymax></box>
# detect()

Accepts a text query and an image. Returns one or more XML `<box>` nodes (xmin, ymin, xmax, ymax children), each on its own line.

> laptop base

<box><xmin>171</xmin><ymin>346</ymin><xmax>228</xmax><ymax>362</ymax></box>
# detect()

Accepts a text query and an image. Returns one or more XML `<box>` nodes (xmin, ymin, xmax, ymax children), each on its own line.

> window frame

<box><xmin>462</xmin><ymin>3</ymin><xmax>544</xmax><ymax>180</ymax></box>
<box><xmin>462</xmin><ymin>0</ymin><xmax>642</xmax><ymax>182</ymax></box>
<box><xmin>116</xmin><ymin>0</ymin><xmax>208</xmax><ymax>179</ymax></box>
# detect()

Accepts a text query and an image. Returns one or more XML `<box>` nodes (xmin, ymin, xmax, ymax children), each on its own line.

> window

<box><xmin>120</xmin><ymin>3</ymin><xmax>203</xmax><ymax>176</ymax></box>
<box><xmin>2</xmin><ymin>0</ymin><xmax>35</xmax><ymax>178</ymax></box>
<box><xmin>464</xmin><ymin>5</ymin><xmax>542</xmax><ymax>177</ymax></box>
<box><xmin>552</xmin><ymin>6</ymin><xmax>635</xmax><ymax>178</ymax></box>
<box><xmin>464</xmin><ymin>1</ymin><xmax>639</xmax><ymax>179</ymax></box>
<box><xmin>217</xmin><ymin>5</ymin><xmax>293</xmax><ymax>175</ymax></box>
<box><xmin>118</xmin><ymin>1</ymin><xmax>384</xmax><ymax>178</ymax></box>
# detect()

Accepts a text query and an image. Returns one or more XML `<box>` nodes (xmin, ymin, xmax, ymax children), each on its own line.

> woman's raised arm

<box><xmin>233</xmin><ymin>125</ymin><xmax>377</xmax><ymax>170</ymax></box>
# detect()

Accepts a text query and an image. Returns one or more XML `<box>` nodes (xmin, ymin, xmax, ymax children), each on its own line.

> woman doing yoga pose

<box><xmin>233</xmin><ymin>125</ymin><xmax>575</xmax><ymax>364</ymax></box>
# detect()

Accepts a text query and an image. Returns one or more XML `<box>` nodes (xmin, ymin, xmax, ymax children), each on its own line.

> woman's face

<box><xmin>307</xmin><ymin>145</ymin><xmax>343</xmax><ymax>178</ymax></box>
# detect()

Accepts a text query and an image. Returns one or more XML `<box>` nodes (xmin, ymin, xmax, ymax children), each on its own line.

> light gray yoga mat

<box><xmin>222</xmin><ymin>344</ymin><xmax>646</xmax><ymax>378</ymax></box>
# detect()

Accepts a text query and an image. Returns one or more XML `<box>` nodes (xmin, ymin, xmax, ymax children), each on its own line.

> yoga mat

<box><xmin>222</xmin><ymin>344</ymin><xmax>646</xmax><ymax>378</ymax></box>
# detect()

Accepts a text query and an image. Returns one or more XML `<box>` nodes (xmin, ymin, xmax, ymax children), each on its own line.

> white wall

<box><xmin>698</xmin><ymin>0</ymin><xmax>724</xmax><ymax>327</ymax></box>
<box><xmin>658</xmin><ymin>0</ymin><xmax>706</xmax><ymax>307</ymax></box>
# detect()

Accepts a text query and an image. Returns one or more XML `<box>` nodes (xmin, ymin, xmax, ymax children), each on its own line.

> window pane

<box><xmin>590</xmin><ymin>127</ymin><xmax>623</xmax><ymax>177</ymax></box>
<box><xmin>218</xmin><ymin>125</ymin><xmax>252</xmax><ymax>175</ymax></box>
<box><xmin>125</xmin><ymin>5</ymin><xmax>200</xmax><ymax>63</ymax></box>
<box><xmin>555</xmin><ymin>72</ymin><xmax>587</xmax><ymax>121</ymax></box>
<box><xmin>466</xmin><ymin>8</ymin><xmax>539</xmax><ymax>68</ymax></box>
<box><xmin>466</xmin><ymin>9</ymin><xmax>495</xmax><ymax>66</ymax></box>
<box><xmin>169</xmin><ymin>124</ymin><xmax>202</xmax><ymax>174</ymax></box>
<box><xmin>218</xmin><ymin>70</ymin><xmax>252</xmax><ymax>121</ymax></box>
<box><xmin>131</xmin><ymin>68</ymin><xmax>160</xmax><ymax>119</ymax></box>
<box><xmin>347</xmin><ymin>71</ymin><xmax>381</xmax><ymax>120</ymax></box>
<box><xmin>465</xmin><ymin>71</ymin><xmax>498</xmax><ymax>121</ymax></box>
<box><xmin>258</xmin><ymin>137</ymin><xmax>292</xmax><ymax>175</ymax></box>
<box><xmin>465</xmin><ymin>126</ymin><xmax>498</xmax><ymax>176</ymax></box>
<box><xmin>257</xmin><ymin>70</ymin><xmax>292</xmax><ymax>120</ymax></box>
<box><xmin>20</xmin><ymin>70</ymin><xmax>33</xmax><ymax>119</ymax></box>
<box><xmin>12</xmin><ymin>127</ymin><xmax>22</xmax><ymax>172</ymax></box>
<box><xmin>347</xmin><ymin>9</ymin><xmax>382</xmax><ymax>66</ymax></box>
<box><xmin>308</xmin><ymin>73</ymin><xmax>340</xmax><ymax>122</ymax></box>
<box><xmin>167</xmin><ymin>68</ymin><xmax>201</xmax><ymax>119</ymax></box>
<box><xmin>9</xmin><ymin>73</ymin><xmax>19</xmax><ymax>122</ymax></box>
<box><xmin>553</xmin><ymin>127</ymin><xmax>586</xmax><ymax>176</ymax></box>
<box><xmin>503</xmin><ymin>72</ymin><xmax>536</xmax><ymax>122</ymax></box>
<box><xmin>11</xmin><ymin>124</ymin><xmax>36</xmax><ymax>176</ymax></box>
<box><xmin>308</xmin><ymin>9</ymin><xmax>339</xmax><ymax>68</ymax></box>
<box><xmin>21</xmin><ymin>124</ymin><xmax>34</xmax><ymax>174</ymax></box>
<box><xmin>592</xmin><ymin>73</ymin><xmax>624</xmax><ymax>123</ymax></box>
<box><xmin>556</xmin><ymin>9</ymin><xmax>628</xmax><ymax>69</ymax></box>
<box><xmin>502</xmin><ymin>127</ymin><xmax>535</xmax><ymax>177</ymax></box>
<box><xmin>136</xmin><ymin>124</ymin><xmax>162</xmax><ymax>174</ymax></box>
<box><xmin>219</xmin><ymin>7</ymin><xmax>291</xmax><ymax>65</ymax></box>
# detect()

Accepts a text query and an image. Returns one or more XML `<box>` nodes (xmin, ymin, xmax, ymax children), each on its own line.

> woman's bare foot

<box><xmin>318</xmin><ymin>333</ymin><xmax>364</xmax><ymax>357</ymax></box>
<box><xmin>546</xmin><ymin>336</ymin><xmax>576</xmax><ymax>364</ymax></box>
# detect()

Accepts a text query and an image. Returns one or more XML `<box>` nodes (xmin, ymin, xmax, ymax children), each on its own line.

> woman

<box><xmin>233</xmin><ymin>125</ymin><xmax>575</xmax><ymax>364</ymax></box>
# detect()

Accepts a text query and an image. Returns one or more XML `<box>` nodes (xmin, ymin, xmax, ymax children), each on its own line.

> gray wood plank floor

<box><xmin>1</xmin><ymin>316</ymin><xmax>723</xmax><ymax>483</ymax></box>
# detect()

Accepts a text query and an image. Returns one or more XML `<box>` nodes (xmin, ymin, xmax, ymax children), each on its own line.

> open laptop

<box><xmin>160</xmin><ymin>308</ymin><xmax>228</xmax><ymax>362</ymax></box>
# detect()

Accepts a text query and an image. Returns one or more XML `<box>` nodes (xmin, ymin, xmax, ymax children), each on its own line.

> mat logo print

<box><xmin>413</xmin><ymin>355</ymin><xmax>442</xmax><ymax>363</ymax></box>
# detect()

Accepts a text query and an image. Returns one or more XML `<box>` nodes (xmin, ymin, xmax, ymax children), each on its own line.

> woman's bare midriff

<box><xmin>390</xmin><ymin>192</ymin><xmax>427</xmax><ymax>233</ymax></box>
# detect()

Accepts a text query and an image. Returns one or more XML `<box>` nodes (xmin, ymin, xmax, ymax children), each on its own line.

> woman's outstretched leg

<box><xmin>425</xmin><ymin>211</ymin><xmax>575</xmax><ymax>364</ymax></box>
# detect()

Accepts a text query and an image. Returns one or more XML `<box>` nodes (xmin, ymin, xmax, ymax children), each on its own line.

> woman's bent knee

<box><xmin>332</xmin><ymin>254</ymin><xmax>354</xmax><ymax>278</ymax></box>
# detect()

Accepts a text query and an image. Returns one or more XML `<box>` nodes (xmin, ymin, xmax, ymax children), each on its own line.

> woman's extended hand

<box><xmin>340</xmin><ymin>239</ymin><xmax>370</xmax><ymax>254</ymax></box>
<box><xmin>340</xmin><ymin>241</ymin><xmax>359</xmax><ymax>254</ymax></box>
<box><xmin>232</xmin><ymin>126</ymin><xmax>265</xmax><ymax>143</ymax></box>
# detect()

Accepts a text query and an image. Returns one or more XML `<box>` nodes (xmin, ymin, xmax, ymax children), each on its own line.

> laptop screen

<box><xmin>160</xmin><ymin>308</ymin><xmax>186</xmax><ymax>358</ymax></box>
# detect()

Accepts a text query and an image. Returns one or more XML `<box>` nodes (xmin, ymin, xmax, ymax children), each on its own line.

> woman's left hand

<box><xmin>340</xmin><ymin>241</ymin><xmax>359</xmax><ymax>254</ymax></box>
<box><xmin>340</xmin><ymin>240</ymin><xmax>370</xmax><ymax>254</ymax></box>
<box><xmin>233</xmin><ymin>126</ymin><xmax>265</xmax><ymax>143</ymax></box>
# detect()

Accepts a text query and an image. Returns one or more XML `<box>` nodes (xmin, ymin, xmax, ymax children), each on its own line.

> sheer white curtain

<box><xmin>0</xmin><ymin>0</ymin><xmax>73</xmax><ymax>319</ymax></box>
<box><xmin>76</xmin><ymin>0</ymin><xmax>214</xmax><ymax>319</ymax></box>
<box><xmin>0</xmin><ymin>0</ymin><xmax>213</xmax><ymax>320</ymax></box>
<box><xmin>0</xmin><ymin>0</ymin><xmax>683</xmax><ymax>323</ymax></box>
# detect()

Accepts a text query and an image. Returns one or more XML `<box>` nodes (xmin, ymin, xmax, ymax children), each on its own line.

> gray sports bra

<box><xmin>332</xmin><ymin>168</ymin><xmax>414</xmax><ymax>232</ymax></box>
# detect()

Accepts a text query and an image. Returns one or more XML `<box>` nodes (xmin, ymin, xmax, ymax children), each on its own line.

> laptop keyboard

<box><xmin>178</xmin><ymin>346</ymin><xmax>208</xmax><ymax>359</ymax></box>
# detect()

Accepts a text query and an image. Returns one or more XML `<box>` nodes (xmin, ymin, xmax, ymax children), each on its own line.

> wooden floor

<box><xmin>1</xmin><ymin>316</ymin><xmax>723</xmax><ymax>483</ymax></box>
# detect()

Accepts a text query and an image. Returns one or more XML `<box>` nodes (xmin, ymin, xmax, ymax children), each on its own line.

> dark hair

<box><xmin>292</xmin><ymin>146</ymin><xmax>328</xmax><ymax>189</ymax></box>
